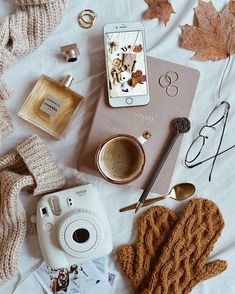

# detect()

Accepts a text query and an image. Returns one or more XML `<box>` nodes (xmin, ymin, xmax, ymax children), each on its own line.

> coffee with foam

<box><xmin>97</xmin><ymin>135</ymin><xmax>145</xmax><ymax>183</ymax></box>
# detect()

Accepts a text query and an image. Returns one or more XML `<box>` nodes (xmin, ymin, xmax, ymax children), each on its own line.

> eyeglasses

<box><xmin>184</xmin><ymin>101</ymin><xmax>235</xmax><ymax>181</ymax></box>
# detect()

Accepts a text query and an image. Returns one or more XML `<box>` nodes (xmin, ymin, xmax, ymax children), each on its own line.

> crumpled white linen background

<box><xmin>0</xmin><ymin>0</ymin><xmax>235</xmax><ymax>293</ymax></box>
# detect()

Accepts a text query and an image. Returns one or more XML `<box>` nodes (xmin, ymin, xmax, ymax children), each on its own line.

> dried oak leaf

<box><xmin>133</xmin><ymin>44</ymin><xmax>143</xmax><ymax>53</ymax></box>
<box><xmin>130</xmin><ymin>70</ymin><xmax>146</xmax><ymax>87</ymax></box>
<box><xmin>143</xmin><ymin>0</ymin><xmax>175</xmax><ymax>25</ymax></box>
<box><xmin>180</xmin><ymin>0</ymin><xmax>235</xmax><ymax>61</ymax></box>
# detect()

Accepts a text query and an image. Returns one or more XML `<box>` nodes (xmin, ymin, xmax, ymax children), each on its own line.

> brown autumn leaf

<box><xmin>180</xmin><ymin>0</ymin><xmax>235</xmax><ymax>61</ymax></box>
<box><xmin>143</xmin><ymin>0</ymin><xmax>175</xmax><ymax>25</ymax></box>
<box><xmin>133</xmin><ymin>44</ymin><xmax>143</xmax><ymax>53</ymax></box>
<box><xmin>130</xmin><ymin>70</ymin><xmax>146</xmax><ymax>87</ymax></box>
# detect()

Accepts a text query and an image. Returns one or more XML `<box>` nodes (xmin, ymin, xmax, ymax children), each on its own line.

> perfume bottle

<box><xmin>18</xmin><ymin>75</ymin><xmax>84</xmax><ymax>139</ymax></box>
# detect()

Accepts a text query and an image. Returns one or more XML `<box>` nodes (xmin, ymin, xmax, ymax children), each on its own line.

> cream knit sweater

<box><xmin>0</xmin><ymin>135</ymin><xmax>65</xmax><ymax>282</ymax></box>
<box><xmin>0</xmin><ymin>0</ymin><xmax>68</xmax><ymax>139</ymax></box>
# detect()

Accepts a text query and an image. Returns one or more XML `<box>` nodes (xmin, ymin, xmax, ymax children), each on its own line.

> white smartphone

<box><xmin>103</xmin><ymin>21</ymin><xmax>150</xmax><ymax>108</ymax></box>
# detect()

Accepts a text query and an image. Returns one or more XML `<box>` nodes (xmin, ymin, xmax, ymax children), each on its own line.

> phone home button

<box><xmin>126</xmin><ymin>97</ymin><xmax>133</xmax><ymax>105</ymax></box>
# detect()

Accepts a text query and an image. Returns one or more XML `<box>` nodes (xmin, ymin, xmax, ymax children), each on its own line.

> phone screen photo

<box><xmin>105</xmin><ymin>30</ymin><xmax>148</xmax><ymax>99</ymax></box>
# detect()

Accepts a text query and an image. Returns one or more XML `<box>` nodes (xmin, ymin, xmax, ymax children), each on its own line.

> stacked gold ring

<box><xmin>78</xmin><ymin>9</ymin><xmax>97</xmax><ymax>29</ymax></box>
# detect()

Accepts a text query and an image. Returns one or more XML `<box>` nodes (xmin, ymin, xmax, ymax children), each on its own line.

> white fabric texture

<box><xmin>0</xmin><ymin>0</ymin><xmax>235</xmax><ymax>293</ymax></box>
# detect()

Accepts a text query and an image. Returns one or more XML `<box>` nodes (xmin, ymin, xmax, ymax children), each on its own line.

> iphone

<box><xmin>104</xmin><ymin>22</ymin><xmax>150</xmax><ymax>107</ymax></box>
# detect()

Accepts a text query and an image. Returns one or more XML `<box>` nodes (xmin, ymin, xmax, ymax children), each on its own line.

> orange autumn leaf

<box><xmin>180</xmin><ymin>0</ymin><xmax>235</xmax><ymax>61</ymax></box>
<box><xmin>143</xmin><ymin>0</ymin><xmax>175</xmax><ymax>25</ymax></box>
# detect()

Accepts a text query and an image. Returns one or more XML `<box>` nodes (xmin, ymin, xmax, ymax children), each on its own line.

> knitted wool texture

<box><xmin>0</xmin><ymin>135</ymin><xmax>65</xmax><ymax>282</ymax></box>
<box><xmin>118</xmin><ymin>199</ymin><xmax>227</xmax><ymax>294</ymax></box>
<box><xmin>0</xmin><ymin>0</ymin><xmax>68</xmax><ymax>139</ymax></box>
<box><xmin>0</xmin><ymin>135</ymin><xmax>65</xmax><ymax>194</ymax></box>
<box><xmin>0</xmin><ymin>80</ymin><xmax>14</xmax><ymax>139</ymax></box>
<box><xmin>118</xmin><ymin>207</ymin><xmax>178</xmax><ymax>291</ymax></box>
<box><xmin>0</xmin><ymin>0</ymin><xmax>68</xmax><ymax>72</ymax></box>
<box><xmin>0</xmin><ymin>172</ymin><xmax>34</xmax><ymax>282</ymax></box>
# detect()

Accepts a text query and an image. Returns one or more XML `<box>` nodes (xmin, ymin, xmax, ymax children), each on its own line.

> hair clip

<box><xmin>78</xmin><ymin>9</ymin><xmax>97</xmax><ymax>29</ymax></box>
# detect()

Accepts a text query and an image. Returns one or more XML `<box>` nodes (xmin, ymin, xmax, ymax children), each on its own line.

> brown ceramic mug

<box><xmin>96</xmin><ymin>132</ymin><xmax>151</xmax><ymax>184</ymax></box>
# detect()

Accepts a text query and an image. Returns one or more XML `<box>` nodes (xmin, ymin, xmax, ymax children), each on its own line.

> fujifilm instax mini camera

<box><xmin>36</xmin><ymin>185</ymin><xmax>113</xmax><ymax>268</ymax></box>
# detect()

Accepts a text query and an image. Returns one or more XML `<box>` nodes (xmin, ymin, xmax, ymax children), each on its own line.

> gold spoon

<box><xmin>119</xmin><ymin>183</ymin><xmax>196</xmax><ymax>212</ymax></box>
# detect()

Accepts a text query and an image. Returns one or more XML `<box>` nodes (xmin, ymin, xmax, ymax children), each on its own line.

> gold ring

<box><xmin>78</xmin><ymin>9</ymin><xmax>97</xmax><ymax>29</ymax></box>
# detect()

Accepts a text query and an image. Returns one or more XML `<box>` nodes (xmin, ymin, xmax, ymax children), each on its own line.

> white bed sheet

<box><xmin>0</xmin><ymin>0</ymin><xmax>235</xmax><ymax>293</ymax></box>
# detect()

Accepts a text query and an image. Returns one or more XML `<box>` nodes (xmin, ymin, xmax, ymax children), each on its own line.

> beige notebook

<box><xmin>78</xmin><ymin>56</ymin><xmax>200</xmax><ymax>194</ymax></box>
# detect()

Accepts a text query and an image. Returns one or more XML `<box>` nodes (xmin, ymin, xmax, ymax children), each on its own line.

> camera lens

<box><xmin>72</xmin><ymin>228</ymin><xmax>90</xmax><ymax>243</ymax></box>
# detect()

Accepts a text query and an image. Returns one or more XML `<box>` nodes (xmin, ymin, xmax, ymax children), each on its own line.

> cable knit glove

<box><xmin>141</xmin><ymin>199</ymin><xmax>227</xmax><ymax>294</ymax></box>
<box><xmin>117</xmin><ymin>207</ymin><xmax>178</xmax><ymax>291</ymax></box>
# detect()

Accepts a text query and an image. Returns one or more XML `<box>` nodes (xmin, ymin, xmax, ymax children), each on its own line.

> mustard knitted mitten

<box><xmin>0</xmin><ymin>135</ymin><xmax>65</xmax><ymax>282</ymax></box>
<box><xmin>141</xmin><ymin>199</ymin><xmax>227</xmax><ymax>294</ymax></box>
<box><xmin>117</xmin><ymin>206</ymin><xmax>178</xmax><ymax>291</ymax></box>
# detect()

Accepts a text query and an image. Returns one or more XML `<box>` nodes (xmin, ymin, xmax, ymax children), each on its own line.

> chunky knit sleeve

<box><xmin>0</xmin><ymin>0</ymin><xmax>68</xmax><ymax>74</ymax></box>
<box><xmin>0</xmin><ymin>81</ymin><xmax>14</xmax><ymax>139</ymax></box>
<box><xmin>17</xmin><ymin>0</ymin><xmax>56</xmax><ymax>5</ymax></box>
<box><xmin>0</xmin><ymin>0</ymin><xmax>68</xmax><ymax>140</ymax></box>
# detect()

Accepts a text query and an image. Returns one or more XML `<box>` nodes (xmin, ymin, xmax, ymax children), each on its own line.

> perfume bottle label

<box><xmin>40</xmin><ymin>96</ymin><xmax>62</xmax><ymax>117</ymax></box>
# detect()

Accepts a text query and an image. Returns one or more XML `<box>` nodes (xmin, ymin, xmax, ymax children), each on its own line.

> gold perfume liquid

<box><xmin>18</xmin><ymin>75</ymin><xmax>84</xmax><ymax>139</ymax></box>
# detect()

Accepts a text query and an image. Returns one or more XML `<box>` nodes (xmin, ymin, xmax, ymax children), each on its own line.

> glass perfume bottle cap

<box><xmin>61</xmin><ymin>75</ymin><xmax>74</xmax><ymax>88</ymax></box>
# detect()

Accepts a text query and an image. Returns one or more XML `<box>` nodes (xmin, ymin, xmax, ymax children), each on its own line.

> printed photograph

<box><xmin>33</xmin><ymin>260</ymin><xmax>117</xmax><ymax>294</ymax></box>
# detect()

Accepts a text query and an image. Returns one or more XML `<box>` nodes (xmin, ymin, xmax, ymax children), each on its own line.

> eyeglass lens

<box><xmin>206</xmin><ymin>102</ymin><xmax>229</xmax><ymax>127</ymax></box>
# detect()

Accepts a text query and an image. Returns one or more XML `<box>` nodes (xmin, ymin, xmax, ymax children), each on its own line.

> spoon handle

<box><xmin>137</xmin><ymin>132</ymin><xmax>179</xmax><ymax>204</ymax></box>
<box><xmin>135</xmin><ymin>118</ymin><xmax>191</xmax><ymax>213</ymax></box>
<box><xmin>119</xmin><ymin>194</ymin><xmax>168</xmax><ymax>212</ymax></box>
<box><xmin>142</xmin><ymin>195</ymin><xmax>168</xmax><ymax>206</ymax></box>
